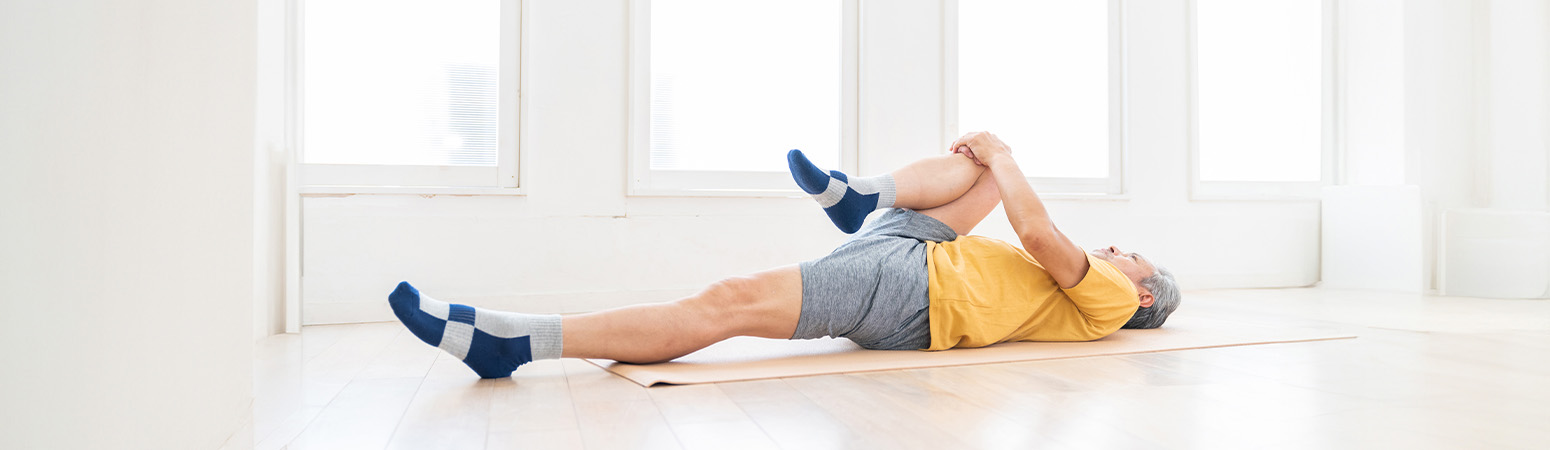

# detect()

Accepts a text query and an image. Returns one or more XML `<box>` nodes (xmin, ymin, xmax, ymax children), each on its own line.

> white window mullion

<box><xmin>629</xmin><ymin>0</ymin><xmax>858</xmax><ymax>196</ymax></box>
<box><xmin>295</xmin><ymin>0</ymin><xmax>520</xmax><ymax>192</ymax></box>
<box><xmin>840</xmin><ymin>0</ymin><xmax>860</xmax><ymax>182</ymax></box>
<box><xmin>947</xmin><ymin>0</ymin><xmax>1125</xmax><ymax>195</ymax></box>
<box><xmin>1107</xmin><ymin>0</ymin><xmax>1127</xmax><ymax>195</ymax></box>
<box><xmin>1189</xmin><ymin>0</ymin><xmax>1334</xmax><ymax>200</ymax></box>
<box><xmin>497</xmin><ymin>0</ymin><xmax>522</xmax><ymax>189</ymax></box>
<box><xmin>627</xmin><ymin>0</ymin><xmax>653</xmax><ymax>193</ymax></box>
<box><xmin>302</xmin><ymin>164</ymin><xmax>497</xmax><ymax>187</ymax></box>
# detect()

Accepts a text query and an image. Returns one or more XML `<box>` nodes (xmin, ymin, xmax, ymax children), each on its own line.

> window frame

<box><xmin>626</xmin><ymin>0</ymin><xmax>861</xmax><ymax>198</ymax></box>
<box><xmin>291</xmin><ymin>0</ymin><xmax>524</xmax><ymax>194</ymax></box>
<box><xmin>942</xmin><ymin>0</ymin><xmax>1128</xmax><ymax>197</ymax></box>
<box><xmin>1186</xmin><ymin>0</ymin><xmax>1340</xmax><ymax>201</ymax></box>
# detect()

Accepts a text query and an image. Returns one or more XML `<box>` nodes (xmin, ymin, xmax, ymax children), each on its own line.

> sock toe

<box><xmin>388</xmin><ymin>281</ymin><xmax>420</xmax><ymax>321</ymax></box>
<box><xmin>787</xmin><ymin>149</ymin><xmax>832</xmax><ymax>194</ymax></box>
<box><xmin>388</xmin><ymin>281</ymin><xmax>446</xmax><ymax>347</ymax></box>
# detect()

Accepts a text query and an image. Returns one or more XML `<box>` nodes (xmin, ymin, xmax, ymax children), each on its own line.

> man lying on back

<box><xmin>386</xmin><ymin>132</ymin><xmax>1181</xmax><ymax>378</ymax></box>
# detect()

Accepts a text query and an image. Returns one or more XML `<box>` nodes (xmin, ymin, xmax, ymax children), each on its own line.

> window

<box><xmin>629</xmin><ymin>0</ymin><xmax>859</xmax><ymax>195</ymax></box>
<box><xmin>1190</xmin><ymin>0</ymin><xmax>1333</xmax><ymax>198</ymax></box>
<box><xmin>949</xmin><ymin>0</ymin><xmax>1123</xmax><ymax>194</ymax></box>
<box><xmin>297</xmin><ymin>0</ymin><xmax>520</xmax><ymax>191</ymax></box>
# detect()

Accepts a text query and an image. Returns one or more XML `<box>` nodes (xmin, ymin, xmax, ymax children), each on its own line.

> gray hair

<box><xmin>1122</xmin><ymin>265</ymin><xmax>1181</xmax><ymax>329</ymax></box>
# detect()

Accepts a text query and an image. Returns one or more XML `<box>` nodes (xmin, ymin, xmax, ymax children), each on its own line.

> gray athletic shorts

<box><xmin>793</xmin><ymin>208</ymin><xmax>960</xmax><ymax>350</ymax></box>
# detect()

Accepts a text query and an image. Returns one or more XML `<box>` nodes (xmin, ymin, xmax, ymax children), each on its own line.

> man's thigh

<box><xmin>792</xmin><ymin>235</ymin><xmax>932</xmax><ymax>350</ymax></box>
<box><xmin>708</xmin><ymin>264</ymin><xmax>804</xmax><ymax>340</ymax></box>
<box><xmin>915</xmin><ymin>170</ymin><xmax>1001</xmax><ymax>236</ymax></box>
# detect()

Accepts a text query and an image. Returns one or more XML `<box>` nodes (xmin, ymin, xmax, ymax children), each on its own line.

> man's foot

<box><xmin>787</xmin><ymin>149</ymin><xmax>896</xmax><ymax>233</ymax></box>
<box><xmin>388</xmin><ymin>281</ymin><xmax>563</xmax><ymax>378</ymax></box>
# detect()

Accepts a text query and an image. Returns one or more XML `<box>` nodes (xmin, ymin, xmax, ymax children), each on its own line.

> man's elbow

<box><xmin>1018</xmin><ymin>235</ymin><xmax>1049</xmax><ymax>255</ymax></box>
<box><xmin>1016</xmin><ymin>223</ymin><xmax>1058</xmax><ymax>252</ymax></box>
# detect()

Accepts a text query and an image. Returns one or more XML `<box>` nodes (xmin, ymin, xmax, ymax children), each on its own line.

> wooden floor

<box><xmin>236</xmin><ymin>288</ymin><xmax>1550</xmax><ymax>450</ymax></box>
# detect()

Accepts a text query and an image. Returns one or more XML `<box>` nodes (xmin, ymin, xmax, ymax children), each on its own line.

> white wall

<box><xmin>1337</xmin><ymin>0</ymin><xmax>1550</xmax><ymax>291</ymax></box>
<box><xmin>1483</xmin><ymin>0</ymin><xmax>1550</xmax><ymax>211</ymax></box>
<box><xmin>0</xmin><ymin>1</ymin><xmax>257</xmax><ymax>448</ymax></box>
<box><xmin>1396</xmin><ymin>0</ymin><xmax>1481</xmax><ymax>291</ymax></box>
<box><xmin>1343</xmin><ymin>0</ymin><xmax>1410</xmax><ymax>186</ymax></box>
<box><xmin>255</xmin><ymin>0</ymin><xmax>293</xmax><ymax>338</ymax></box>
<box><xmin>299</xmin><ymin>0</ymin><xmax>1322</xmax><ymax>325</ymax></box>
<box><xmin>1402</xmin><ymin>0</ymin><xmax>1479</xmax><ymax>292</ymax></box>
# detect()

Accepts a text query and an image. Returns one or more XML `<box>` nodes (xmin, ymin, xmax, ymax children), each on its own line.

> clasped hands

<box><xmin>947</xmin><ymin>131</ymin><xmax>1012</xmax><ymax>167</ymax></box>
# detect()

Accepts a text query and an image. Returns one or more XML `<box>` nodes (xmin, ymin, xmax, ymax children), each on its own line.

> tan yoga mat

<box><xmin>586</xmin><ymin>314</ymin><xmax>1357</xmax><ymax>386</ymax></box>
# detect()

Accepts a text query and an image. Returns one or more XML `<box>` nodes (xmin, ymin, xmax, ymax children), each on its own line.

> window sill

<box><xmin>626</xmin><ymin>187</ymin><xmax>809</xmax><ymax>198</ymax></box>
<box><xmin>1038</xmin><ymin>193</ymin><xmax>1131</xmax><ymax>201</ymax></box>
<box><xmin>1188</xmin><ymin>194</ymin><xmax>1321</xmax><ymax>202</ymax></box>
<box><xmin>624</xmin><ymin>188</ymin><xmax>1129</xmax><ymax>201</ymax></box>
<box><xmin>300</xmin><ymin>185</ymin><xmax>526</xmax><ymax>197</ymax></box>
<box><xmin>1189</xmin><ymin>180</ymin><xmax>1325</xmax><ymax>202</ymax></box>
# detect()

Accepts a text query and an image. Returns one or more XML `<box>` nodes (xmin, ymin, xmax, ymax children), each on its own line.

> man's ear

<box><xmin>1138</xmin><ymin>291</ymin><xmax>1155</xmax><ymax>308</ymax></box>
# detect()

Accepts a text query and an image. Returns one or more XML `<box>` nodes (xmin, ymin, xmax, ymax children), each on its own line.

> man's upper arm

<box><xmin>1018</xmin><ymin>225</ymin><xmax>1090</xmax><ymax>289</ymax></box>
<box><xmin>974</xmin><ymin>147</ymin><xmax>1090</xmax><ymax>289</ymax></box>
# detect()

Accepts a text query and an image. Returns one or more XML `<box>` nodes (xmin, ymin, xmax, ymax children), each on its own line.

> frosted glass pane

<box><xmin>1197</xmin><ymin>0</ymin><xmax>1322</xmax><ymax>182</ymax></box>
<box><xmin>303</xmin><ymin>0</ymin><xmax>500</xmax><ymax>166</ymax></box>
<box><xmin>650</xmin><ymin>0</ymin><xmax>841</xmax><ymax>172</ymax></box>
<box><xmin>959</xmin><ymin>0</ymin><xmax>1109</xmax><ymax>178</ymax></box>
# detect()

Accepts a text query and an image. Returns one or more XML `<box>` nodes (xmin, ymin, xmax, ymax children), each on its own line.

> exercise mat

<box><xmin>586</xmin><ymin>314</ymin><xmax>1356</xmax><ymax>386</ymax></box>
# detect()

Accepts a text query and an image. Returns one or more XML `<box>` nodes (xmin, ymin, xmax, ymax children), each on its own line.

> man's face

<box><xmin>1090</xmin><ymin>246</ymin><xmax>1158</xmax><ymax>306</ymax></box>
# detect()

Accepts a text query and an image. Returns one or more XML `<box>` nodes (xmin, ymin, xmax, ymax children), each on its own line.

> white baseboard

<box><xmin>302</xmin><ymin>287</ymin><xmax>702</xmax><ymax>325</ymax></box>
<box><xmin>1321</xmin><ymin>185</ymin><xmax>1425</xmax><ymax>293</ymax></box>
<box><xmin>1180</xmin><ymin>273</ymin><xmax>1318</xmax><ymax>290</ymax></box>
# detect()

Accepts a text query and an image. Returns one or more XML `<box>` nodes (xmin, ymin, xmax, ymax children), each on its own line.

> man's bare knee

<box><xmin>676</xmin><ymin>266</ymin><xmax>801</xmax><ymax>341</ymax></box>
<box><xmin>689</xmin><ymin>276</ymin><xmax>761</xmax><ymax>334</ymax></box>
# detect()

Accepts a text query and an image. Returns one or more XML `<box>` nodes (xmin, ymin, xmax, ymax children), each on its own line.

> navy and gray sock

<box><xmin>388</xmin><ymin>281</ymin><xmax>562</xmax><ymax>379</ymax></box>
<box><xmin>787</xmin><ymin>149</ymin><xmax>896</xmax><ymax>234</ymax></box>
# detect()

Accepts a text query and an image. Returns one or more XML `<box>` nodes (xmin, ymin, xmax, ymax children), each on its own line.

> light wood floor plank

<box><xmin>647</xmin><ymin>384</ymin><xmax>779</xmax><ymax>450</ymax></box>
<box><xmin>716</xmin><ymin>379</ymin><xmax>871</xmax><ymax>450</ymax></box>
<box><xmin>283</xmin><ymin>377</ymin><xmax>424</xmax><ymax>450</ymax></box>
<box><xmin>253</xmin><ymin>405</ymin><xmax>322</xmax><ymax>450</ymax></box>
<box><xmin>570</xmin><ymin>399</ymin><xmax>682</xmax><ymax>450</ymax></box>
<box><xmin>486</xmin><ymin>360</ymin><xmax>585</xmax><ymax>449</ymax></box>
<box><xmin>782</xmin><ymin>374</ymin><xmax>981</xmax><ymax>450</ymax></box>
<box><xmin>247</xmin><ymin>289</ymin><xmax>1550</xmax><ymax>449</ymax></box>
<box><xmin>897</xmin><ymin>364</ymin><xmax>1161</xmax><ymax>448</ymax></box>
<box><xmin>251</xmin><ymin>333</ymin><xmax>304</xmax><ymax>443</ymax></box>
<box><xmin>385</xmin><ymin>355</ymin><xmax>494</xmax><ymax>450</ymax></box>
<box><xmin>284</xmin><ymin>325</ymin><xmax>433</xmax><ymax>450</ymax></box>
<box><xmin>299</xmin><ymin>323</ymin><xmax>404</xmax><ymax>407</ymax></box>
<box><xmin>564</xmin><ymin>360</ymin><xmax>682</xmax><ymax>450</ymax></box>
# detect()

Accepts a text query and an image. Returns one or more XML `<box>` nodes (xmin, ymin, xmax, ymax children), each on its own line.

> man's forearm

<box><xmin>985</xmin><ymin>155</ymin><xmax>1090</xmax><ymax>288</ymax></box>
<box><xmin>951</xmin><ymin>130</ymin><xmax>1091</xmax><ymax>287</ymax></box>
<box><xmin>986</xmin><ymin>156</ymin><xmax>1055</xmax><ymax>245</ymax></box>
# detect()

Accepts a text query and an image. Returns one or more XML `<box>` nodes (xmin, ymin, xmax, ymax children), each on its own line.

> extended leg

<box><xmin>387</xmin><ymin>265</ymin><xmax>801</xmax><ymax>375</ymax></box>
<box><xmin>561</xmin><ymin>265</ymin><xmax>803</xmax><ymax>363</ymax></box>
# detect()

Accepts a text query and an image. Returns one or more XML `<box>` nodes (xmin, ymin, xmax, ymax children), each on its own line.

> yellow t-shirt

<box><xmin>924</xmin><ymin>235</ymin><xmax>1139</xmax><ymax>350</ymax></box>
